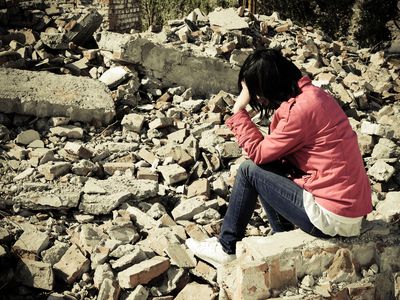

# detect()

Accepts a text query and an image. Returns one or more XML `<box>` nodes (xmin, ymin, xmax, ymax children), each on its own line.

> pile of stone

<box><xmin>0</xmin><ymin>6</ymin><xmax>105</xmax><ymax>76</ymax></box>
<box><xmin>0</xmin><ymin>5</ymin><xmax>399</xmax><ymax>300</ymax></box>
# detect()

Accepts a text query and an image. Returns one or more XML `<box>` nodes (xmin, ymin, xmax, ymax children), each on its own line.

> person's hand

<box><xmin>233</xmin><ymin>81</ymin><xmax>251</xmax><ymax>114</ymax></box>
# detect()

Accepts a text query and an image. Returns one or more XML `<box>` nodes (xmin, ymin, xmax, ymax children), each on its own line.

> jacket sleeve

<box><xmin>225</xmin><ymin>107</ymin><xmax>306</xmax><ymax>165</ymax></box>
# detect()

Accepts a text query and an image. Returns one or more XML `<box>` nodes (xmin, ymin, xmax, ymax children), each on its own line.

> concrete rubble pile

<box><xmin>0</xmin><ymin>4</ymin><xmax>106</xmax><ymax>73</ymax></box>
<box><xmin>0</xmin><ymin>5</ymin><xmax>400</xmax><ymax>300</ymax></box>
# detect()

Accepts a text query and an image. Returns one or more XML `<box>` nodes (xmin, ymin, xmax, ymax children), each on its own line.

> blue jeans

<box><xmin>219</xmin><ymin>160</ymin><xmax>329</xmax><ymax>254</ymax></box>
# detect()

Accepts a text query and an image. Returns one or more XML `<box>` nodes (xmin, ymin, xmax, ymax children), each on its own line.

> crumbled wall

<box><xmin>0</xmin><ymin>0</ymin><xmax>141</xmax><ymax>32</ymax></box>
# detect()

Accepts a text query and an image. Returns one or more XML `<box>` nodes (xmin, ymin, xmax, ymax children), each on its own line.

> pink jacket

<box><xmin>226</xmin><ymin>76</ymin><xmax>372</xmax><ymax>217</ymax></box>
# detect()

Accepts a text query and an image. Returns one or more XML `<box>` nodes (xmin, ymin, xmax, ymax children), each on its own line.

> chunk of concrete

<box><xmin>368</xmin><ymin>159</ymin><xmax>395</xmax><ymax>182</ymax></box>
<box><xmin>171</xmin><ymin>197</ymin><xmax>207</xmax><ymax>221</ymax></box>
<box><xmin>16</xmin><ymin>129</ymin><xmax>40</xmax><ymax>145</ymax></box>
<box><xmin>376</xmin><ymin>192</ymin><xmax>400</xmax><ymax>222</ymax></box>
<box><xmin>98</xmin><ymin>279</ymin><xmax>120</xmax><ymax>300</ymax></box>
<box><xmin>80</xmin><ymin>192</ymin><xmax>131</xmax><ymax>215</ymax></box>
<box><xmin>122</xmin><ymin>35</ymin><xmax>238</xmax><ymax>96</ymax></box>
<box><xmin>0</xmin><ymin>68</ymin><xmax>115</xmax><ymax>125</ymax></box>
<box><xmin>103</xmin><ymin>162</ymin><xmax>135</xmax><ymax>175</ymax></box>
<box><xmin>80</xmin><ymin>178</ymin><xmax>158</xmax><ymax>215</ymax></box>
<box><xmin>149</xmin><ymin>117</ymin><xmax>174</xmax><ymax>129</ymax></box>
<box><xmin>38</xmin><ymin>162</ymin><xmax>71</xmax><ymax>180</ymax></box>
<box><xmin>137</xmin><ymin>148</ymin><xmax>158</xmax><ymax>165</ymax></box>
<box><xmin>208</xmin><ymin>8</ymin><xmax>249</xmax><ymax>30</ymax></box>
<box><xmin>124</xmin><ymin>204</ymin><xmax>162</xmax><ymax>230</ymax></box>
<box><xmin>158</xmin><ymin>164</ymin><xmax>188</xmax><ymax>185</ymax></box>
<box><xmin>50</xmin><ymin>125</ymin><xmax>83</xmax><ymax>139</ymax></box>
<box><xmin>110</xmin><ymin>248</ymin><xmax>147</xmax><ymax>271</ymax></box>
<box><xmin>137</xmin><ymin>167</ymin><xmax>159</xmax><ymax>181</ymax></box>
<box><xmin>54</xmin><ymin>244</ymin><xmax>90</xmax><ymax>284</ymax></box>
<box><xmin>327</xmin><ymin>248</ymin><xmax>358</xmax><ymax>283</ymax></box>
<box><xmin>12</xmin><ymin>188</ymin><xmax>80</xmax><ymax>210</ymax></box>
<box><xmin>64</xmin><ymin>142</ymin><xmax>93</xmax><ymax>159</ymax></box>
<box><xmin>126</xmin><ymin>285</ymin><xmax>149</xmax><ymax>300</ymax></box>
<box><xmin>117</xmin><ymin>256</ymin><xmax>170</xmax><ymax>289</ymax></box>
<box><xmin>121</xmin><ymin>113</ymin><xmax>145</xmax><ymax>133</ymax></box>
<box><xmin>13</xmin><ymin>230</ymin><xmax>50</xmax><ymax>255</ymax></box>
<box><xmin>16</xmin><ymin>259</ymin><xmax>54</xmax><ymax>290</ymax></box>
<box><xmin>192</xmin><ymin>261</ymin><xmax>217</xmax><ymax>284</ymax></box>
<box><xmin>175</xmin><ymin>282</ymin><xmax>216</xmax><ymax>300</ymax></box>
<box><xmin>216</xmin><ymin>141</ymin><xmax>242</xmax><ymax>159</ymax></box>
<box><xmin>165</xmin><ymin>243</ymin><xmax>197</xmax><ymax>268</ymax></box>
<box><xmin>187</xmin><ymin>178</ymin><xmax>210</xmax><ymax>198</ymax></box>
<box><xmin>93</xmin><ymin>263</ymin><xmax>114</xmax><ymax>289</ymax></box>
<box><xmin>99</xmin><ymin>66</ymin><xmax>130</xmax><ymax>89</ymax></box>
<box><xmin>42</xmin><ymin>241</ymin><xmax>69</xmax><ymax>266</ymax></box>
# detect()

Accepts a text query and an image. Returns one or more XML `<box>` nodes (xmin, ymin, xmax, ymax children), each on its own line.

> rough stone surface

<box><xmin>13</xmin><ymin>230</ymin><xmax>50</xmax><ymax>255</ymax></box>
<box><xmin>79</xmin><ymin>177</ymin><xmax>158</xmax><ymax>215</ymax></box>
<box><xmin>53</xmin><ymin>244</ymin><xmax>90</xmax><ymax>284</ymax></box>
<box><xmin>15</xmin><ymin>259</ymin><xmax>54</xmax><ymax>291</ymax></box>
<box><xmin>117</xmin><ymin>256</ymin><xmax>170</xmax><ymax>289</ymax></box>
<box><xmin>0</xmin><ymin>68</ymin><xmax>115</xmax><ymax>125</ymax></box>
<box><xmin>122</xmin><ymin>35</ymin><xmax>238</xmax><ymax>96</ymax></box>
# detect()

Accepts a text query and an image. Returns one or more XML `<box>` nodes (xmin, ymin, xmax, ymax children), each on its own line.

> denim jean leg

<box><xmin>245</xmin><ymin>161</ymin><xmax>329</xmax><ymax>238</ymax></box>
<box><xmin>219</xmin><ymin>160</ymin><xmax>328</xmax><ymax>254</ymax></box>
<box><xmin>219</xmin><ymin>160</ymin><xmax>260</xmax><ymax>254</ymax></box>
<box><xmin>261</xmin><ymin>199</ymin><xmax>295</xmax><ymax>232</ymax></box>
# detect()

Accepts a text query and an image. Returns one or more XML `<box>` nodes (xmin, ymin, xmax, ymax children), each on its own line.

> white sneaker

<box><xmin>185</xmin><ymin>237</ymin><xmax>236</xmax><ymax>268</ymax></box>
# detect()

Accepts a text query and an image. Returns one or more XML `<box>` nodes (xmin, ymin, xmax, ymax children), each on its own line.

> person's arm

<box><xmin>226</xmin><ymin>103</ymin><xmax>306</xmax><ymax>165</ymax></box>
<box><xmin>233</xmin><ymin>81</ymin><xmax>251</xmax><ymax>114</ymax></box>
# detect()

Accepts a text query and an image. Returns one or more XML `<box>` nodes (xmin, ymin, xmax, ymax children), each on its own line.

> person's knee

<box><xmin>238</xmin><ymin>160</ymin><xmax>257</xmax><ymax>176</ymax></box>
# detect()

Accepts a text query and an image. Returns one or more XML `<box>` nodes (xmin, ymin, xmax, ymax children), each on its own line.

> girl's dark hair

<box><xmin>238</xmin><ymin>48</ymin><xmax>303</xmax><ymax>118</ymax></box>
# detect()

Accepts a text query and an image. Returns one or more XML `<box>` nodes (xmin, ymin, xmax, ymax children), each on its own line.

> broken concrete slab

<box><xmin>171</xmin><ymin>197</ymin><xmax>207</xmax><ymax>221</ymax></box>
<box><xmin>208</xmin><ymin>8</ymin><xmax>249</xmax><ymax>31</ymax></box>
<box><xmin>38</xmin><ymin>162</ymin><xmax>71</xmax><ymax>180</ymax></box>
<box><xmin>12</xmin><ymin>187</ymin><xmax>80</xmax><ymax>210</ymax></box>
<box><xmin>158</xmin><ymin>164</ymin><xmax>188</xmax><ymax>185</ymax></box>
<box><xmin>42</xmin><ymin>241</ymin><xmax>69</xmax><ymax>266</ymax></box>
<box><xmin>53</xmin><ymin>244</ymin><xmax>90</xmax><ymax>284</ymax></box>
<box><xmin>80</xmin><ymin>177</ymin><xmax>158</xmax><ymax>215</ymax></box>
<box><xmin>16</xmin><ymin>259</ymin><xmax>54</xmax><ymax>290</ymax></box>
<box><xmin>117</xmin><ymin>256</ymin><xmax>170</xmax><ymax>289</ymax></box>
<box><xmin>121</xmin><ymin>35</ymin><xmax>238</xmax><ymax>97</ymax></box>
<box><xmin>110</xmin><ymin>248</ymin><xmax>147</xmax><ymax>271</ymax></box>
<box><xmin>0</xmin><ymin>68</ymin><xmax>115</xmax><ymax>125</ymax></box>
<box><xmin>13</xmin><ymin>230</ymin><xmax>50</xmax><ymax>255</ymax></box>
<box><xmin>124</xmin><ymin>204</ymin><xmax>162</xmax><ymax>230</ymax></box>
<box><xmin>98</xmin><ymin>278</ymin><xmax>120</xmax><ymax>300</ymax></box>
<box><xmin>80</xmin><ymin>192</ymin><xmax>132</xmax><ymax>215</ymax></box>
<box><xmin>375</xmin><ymin>192</ymin><xmax>400</xmax><ymax>222</ymax></box>
<box><xmin>165</xmin><ymin>243</ymin><xmax>197</xmax><ymax>268</ymax></box>
<box><xmin>99</xmin><ymin>66</ymin><xmax>130</xmax><ymax>89</ymax></box>
<box><xmin>175</xmin><ymin>282</ymin><xmax>216</xmax><ymax>300</ymax></box>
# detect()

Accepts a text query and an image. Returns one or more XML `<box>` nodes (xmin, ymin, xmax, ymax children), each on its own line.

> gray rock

<box><xmin>368</xmin><ymin>159</ymin><xmax>395</xmax><ymax>182</ymax></box>
<box><xmin>42</xmin><ymin>241</ymin><xmax>69</xmax><ymax>266</ymax></box>
<box><xmin>376</xmin><ymin>192</ymin><xmax>400</xmax><ymax>222</ymax></box>
<box><xmin>16</xmin><ymin>129</ymin><xmax>40</xmax><ymax>145</ymax></box>
<box><xmin>16</xmin><ymin>259</ymin><xmax>54</xmax><ymax>290</ymax></box>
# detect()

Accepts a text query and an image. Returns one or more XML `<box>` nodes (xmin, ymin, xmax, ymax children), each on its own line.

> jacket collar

<box><xmin>298</xmin><ymin>76</ymin><xmax>312</xmax><ymax>89</ymax></box>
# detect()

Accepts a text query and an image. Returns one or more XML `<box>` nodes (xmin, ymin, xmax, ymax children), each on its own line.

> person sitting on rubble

<box><xmin>186</xmin><ymin>48</ymin><xmax>372</xmax><ymax>268</ymax></box>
